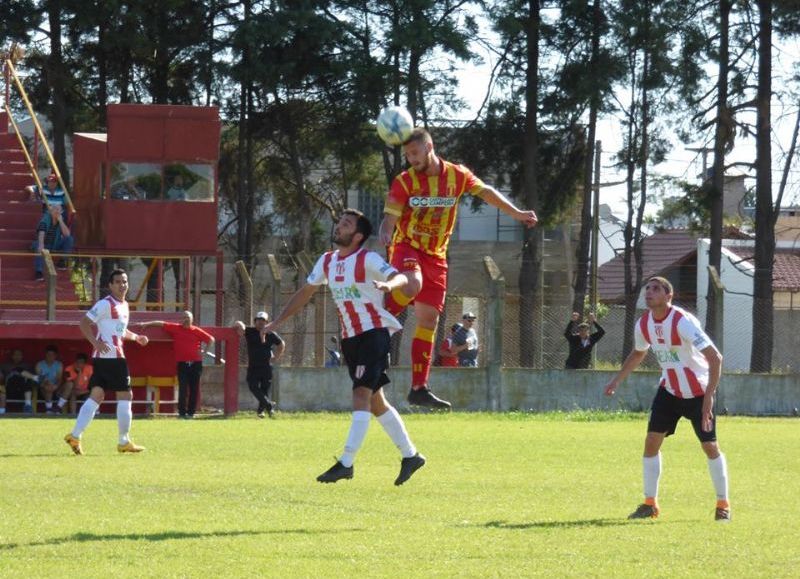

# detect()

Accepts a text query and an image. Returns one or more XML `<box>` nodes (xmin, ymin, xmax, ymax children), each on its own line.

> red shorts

<box><xmin>388</xmin><ymin>242</ymin><xmax>448</xmax><ymax>312</ymax></box>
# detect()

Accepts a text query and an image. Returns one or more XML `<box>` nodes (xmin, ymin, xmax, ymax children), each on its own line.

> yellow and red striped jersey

<box><xmin>384</xmin><ymin>159</ymin><xmax>484</xmax><ymax>258</ymax></box>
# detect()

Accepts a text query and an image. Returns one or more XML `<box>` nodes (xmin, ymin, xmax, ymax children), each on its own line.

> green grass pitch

<box><xmin>1</xmin><ymin>412</ymin><xmax>798</xmax><ymax>577</ymax></box>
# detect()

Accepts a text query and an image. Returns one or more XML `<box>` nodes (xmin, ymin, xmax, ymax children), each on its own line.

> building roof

<box><xmin>597</xmin><ymin>230</ymin><xmax>698</xmax><ymax>302</ymax></box>
<box><xmin>725</xmin><ymin>246</ymin><xmax>800</xmax><ymax>291</ymax></box>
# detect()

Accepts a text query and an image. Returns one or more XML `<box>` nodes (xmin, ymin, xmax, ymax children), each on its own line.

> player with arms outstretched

<box><xmin>265</xmin><ymin>209</ymin><xmax>425</xmax><ymax>485</ymax></box>
<box><xmin>604</xmin><ymin>276</ymin><xmax>731</xmax><ymax>522</ymax></box>
<box><xmin>380</xmin><ymin>128</ymin><xmax>538</xmax><ymax>409</ymax></box>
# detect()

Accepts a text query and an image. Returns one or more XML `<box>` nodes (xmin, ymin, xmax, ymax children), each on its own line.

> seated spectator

<box><xmin>166</xmin><ymin>174</ymin><xmax>188</xmax><ymax>201</ymax></box>
<box><xmin>58</xmin><ymin>353</ymin><xmax>93</xmax><ymax>415</ymax></box>
<box><xmin>324</xmin><ymin>336</ymin><xmax>341</xmax><ymax>368</ymax></box>
<box><xmin>25</xmin><ymin>171</ymin><xmax>66</xmax><ymax>209</ymax></box>
<box><xmin>437</xmin><ymin>324</ymin><xmax>461</xmax><ymax>367</ymax></box>
<box><xmin>34</xmin><ymin>203</ymin><xmax>74</xmax><ymax>281</ymax></box>
<box><xmin>111</xmin><ymin>176</ymin><xmax>145</xmax><ymax>200</ymax></box>
<box><xmin>0</xmin><ymin>349</ymin><xmax>38</xmax><ymax>414</ymax></box>
<box><xmin>564</xmin><ymin>311</ymin><xmax>605</xmax><ymax>369</ymax></box>
<box><xmin>35</xmin><ymin>344</ymin><xmax>63</xmax><ymax>414</ymax></box>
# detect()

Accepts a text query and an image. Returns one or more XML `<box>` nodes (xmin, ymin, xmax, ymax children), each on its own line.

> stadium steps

<box><xmin>0</xmin><ymin>111</ymin><xmax>84</xmax><ymax>308</ymax></box>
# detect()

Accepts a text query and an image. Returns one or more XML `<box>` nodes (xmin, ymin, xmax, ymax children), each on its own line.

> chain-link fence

<box><xmin>215</xmin><ymin>250</ymin><xmax>800</xmax><ymax>374</ymax></box>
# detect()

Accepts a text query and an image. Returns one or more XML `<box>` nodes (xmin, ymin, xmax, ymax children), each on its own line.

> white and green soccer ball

<box><xmin>376</xmin><ymin>105</ymin><xmax>414</xmax><ymax>146</ymax></box>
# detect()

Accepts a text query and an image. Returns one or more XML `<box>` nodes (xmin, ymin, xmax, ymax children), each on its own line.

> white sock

<box><xmin>643</xmin><ymin>453</ymin><xmax>662</xmax><ymax>500</ymax></box>
<box><xmin>0</xmin><ymin>408</ymin><xmax>5</xmax><ymax>414</ymax></box>
<box><xmin>708</xmin><ymin>453</ymin><xmax>729</xmax><ymax>501</ymax></box>
<box><xmin>117</xmin><ymin>400</ymin><xmax>133</xmax><ymax>445</ymax></box>
<box><xmin>57</xmin><ymin>397</ymin><xmax>68</xmax><ymax>408</ymax></box>
<box><xmin>339</xmin><ymin>411</ymin><xmax>371</xmax><ymax>468</ymax></box>
<box><xmin>72</xmin><ymin>398</ymin><xmax>99</xmax><ymax>438</ymax></box>
<box><xmin>376</xmin><ymin>406</ymin><xmax>417</xmax><ymax>458</ymax></box>
<box><xmin>45</xmin><ymin>401</ymin><xmax>53</xmax><ymax>409</ymax></box>
<box><xmin>24</xmin><ymin>392</ymin><xmax>32</xmax><ymax>404</ymax></box>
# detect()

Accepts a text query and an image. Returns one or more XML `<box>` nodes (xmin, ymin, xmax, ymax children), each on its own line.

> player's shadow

<box><xmin>0</xmin><ymin>528</ymin><xmax>363</xmax><ymax>551</ymax></box>
<box><xmin>481</xmin><ymin>519</ymin><xmax>631</xmax><ymax>530</ymax></box>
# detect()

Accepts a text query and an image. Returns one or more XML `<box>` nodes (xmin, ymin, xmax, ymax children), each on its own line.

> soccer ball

<box><xmin>376</xmin><ymin>106</ymin><xmax>414</xmax><ymax>146</ymax></box>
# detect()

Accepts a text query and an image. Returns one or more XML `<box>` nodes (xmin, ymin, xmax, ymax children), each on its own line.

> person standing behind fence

<box><xmin>437</xmin><ymin>324</ymin><xmax>461</xmax><ymax>367</ymax></box>
<box><xmin>564</xmin><ymin>312</ymin><xmax>605</xmax><ymax>369</ymax></box>
<box><xmin>140</xmin><ymin>311</ymin><xmax>214</xmax><ymax>419</ymax></box>
<box><xmin>454</xmin><ymin>312</ymin><xmax>479</xmax><ymax>367</ymax></box>
<box><xmin>64</xmin><ymin>269</ymin><xmax>150</xmax><ymax>455</ymax></box>
<box><xmin>234</xmin><ymin>312</ymin><xmax>285</xmax><ymax>419</ymax></box>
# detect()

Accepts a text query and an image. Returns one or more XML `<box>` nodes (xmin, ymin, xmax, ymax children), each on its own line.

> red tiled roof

<box><xmin>725</xmin><ymin>246</ymin><xmax>800</xmax><ymax>291</ymax></box>
<box><xmin>597</xmin><ymin>230</ymin><xmax>698</xmax><ymax>302</ymax></box>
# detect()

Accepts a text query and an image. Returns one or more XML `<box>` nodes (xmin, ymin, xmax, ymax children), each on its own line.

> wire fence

<box><xmin>217</xmin><ymin>252</ymin><xmax>800</xmax><ymax>374</ymax></box>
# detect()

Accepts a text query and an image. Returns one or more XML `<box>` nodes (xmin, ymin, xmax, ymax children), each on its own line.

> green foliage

<box><xmin>2</xmin><ymin>414</ymin><xmax>799</xmax><ymax>577</ymax></box>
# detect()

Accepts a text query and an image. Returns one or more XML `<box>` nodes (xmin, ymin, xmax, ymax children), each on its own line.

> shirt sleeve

<box><xmin>162</xmin><ymin>322</ymin><xmax>179</xmax><ymax>336</ymax></box>
<box><xmin>269</xmin><ymin>332</ymin><xmax>283</xmax><ymax>346</ymax></box>
<box><xmin>191</xmin><ymin>326</ymin><xmax>214</xmax><ymax>342</ymax></box>
<box><xmin>86</xmin><ymin>299</ymin><xmax>108</xmax><ymax>323</ymax></box>
<box><xmin>306</xmin><ymin>254</ymin><xmax>329</xmax><ymax>286</ymax></box>
<box><xmin>366</xmin><ymin>251</ymin><xmax>398</xmax><ymax>283</ymax></box>
<box><xmin>633</xmin><ymin>318</ymin><xmax>650</xmax><ymax>352</ymax></box>
<box><xmin>459</xmin><ymin>164</ymin><xmax>486</xmax><ymax>196</ymax></box>
<box><xmin>679</xmin><ymin>313</ymin><xmax>713</xmax><ymax>352</ymax></box>
<box><xmin>385</xmin><ymin>174</ymin><xmax>410</xmax><ymax>217</ymax></box>
<box><xmin>36</xmin><ymin>216</ymin><xmax>49</xmax><ymax>234</ymax></box>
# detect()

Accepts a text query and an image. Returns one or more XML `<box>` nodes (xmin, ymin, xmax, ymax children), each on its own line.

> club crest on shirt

<box><xmin>654</xmin><ymin>325</ymin><xmax>664</xmax><ymax>340</ymax></box>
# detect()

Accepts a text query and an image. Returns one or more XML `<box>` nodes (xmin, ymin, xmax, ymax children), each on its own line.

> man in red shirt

<box><xmin>141</xmin><ymin>311</ymin><xmax>214</xmax><ymax>418</ymax></box>
<box><xmin>379</xmin><ymin>128</ymin><xmax>538</xmax><ymax>409</ymax></box>
<box><xmin>437</xmin><ymin>324</ymin><xmax>461</xmax><ymax>368</ymax></box>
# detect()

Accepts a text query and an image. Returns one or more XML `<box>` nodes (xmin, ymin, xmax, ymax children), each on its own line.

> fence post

<box><xmin>483</xmin><ymin>256</ymin><xmax>505</xmax><ymax>411</ymax></box>
<box><xmin>235</xmin><ymin>260</ymin><xmax>253</xmax><ymax>323</ymax></box>
<box><xmin>42</xmin><ymin>249</ymin><xmax>56</xmax><ymax>321</ymax></box>
<box><xmin>295</xmin><ymin>251</ymin><xmax>325</xmax><ymax>367</ymax></box>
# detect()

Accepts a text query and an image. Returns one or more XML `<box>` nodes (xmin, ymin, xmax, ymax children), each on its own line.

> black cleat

<box><xmin>394</xmin><ymin>453</ymin><xmax>426</xmax><ymax>486</ymax></box>
<box><xmin>628</xmin><ymin>503</ymin><xmax>659</xmax><ymax>519</ymax></box>
<box><xmin>715</xmin><ymin>507</ymin><xmax>731</xmax><ymax>522</ymax></box>
<box><xmin>316</xmin><ymin>461</ymin><xmax>354</xmax><ymax>483</ymax></box>
<box><xmin>407</xmin><ymin>387</ymin><xmax>451</xmax><ymax>410</ymax></box>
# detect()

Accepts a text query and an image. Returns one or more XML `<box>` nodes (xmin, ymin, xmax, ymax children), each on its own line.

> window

<box><xmin>108</xmin><ymin>162</ymin><xmax>215</xmax><ymax>202</ymax></box>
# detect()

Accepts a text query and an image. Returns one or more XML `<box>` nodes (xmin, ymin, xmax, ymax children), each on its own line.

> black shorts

<box><xmin>88</xmin><ymin>358</ymin><xmax>131</xmax><ymax>392</ymax></box>
<box><xmin>648</xmin><ymin>386</ymin><xmax>717</xmax><ymax>443</ymax></box>
<box><xmin>341</xmin><ymin>328</ymin><xmax>391</xmax><ymax>392</ymax></box>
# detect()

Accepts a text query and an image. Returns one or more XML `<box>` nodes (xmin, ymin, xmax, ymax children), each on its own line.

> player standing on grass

<box><xmin>380</xmin><ymin>127</ymin><xmax>538</xmax><ymax>409</ymax></box>
<box><xmin>604</xmin><ymin>276</ymin><xmax>731</xmax><ymax>521</ymax></box>
<box><xmin>64</xmin><ymin>269</ymin><xmax>149</xmax><ymax>455</ymax></box>
<box><xmin>265</xmin><ymin>209</ymin><xmax>425</xmax><ymax>485</ymax></box>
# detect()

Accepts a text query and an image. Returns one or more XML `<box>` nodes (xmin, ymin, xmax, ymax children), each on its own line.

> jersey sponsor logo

<box><xmin>655</xmin><ymin>350</ymin><xmax>680</xmax><ymax>364</ymax></box>
<box><xmin>409</xmin><ymin>196</ymin><xmax>457</xmax><ymax>208</ymax></box>
<box><xmin>332</xmin><ymin>285</ymin><xmax>362</xmax><ymax>301</ymax></box>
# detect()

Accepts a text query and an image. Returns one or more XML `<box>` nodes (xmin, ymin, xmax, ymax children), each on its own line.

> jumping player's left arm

<box><xmin>700</xmin><ymin>345</ymin><xmax>723</xmax><ymax>432</ymax></box>
<box><xmin>368</xmin><ymin>252</ymin><xmax>407</xmax><ymax>293</ymax></box>
<box><xmin>476</xmin><ymin>186</ymin><xmax>538</xmax><ymax>229</ymax></box>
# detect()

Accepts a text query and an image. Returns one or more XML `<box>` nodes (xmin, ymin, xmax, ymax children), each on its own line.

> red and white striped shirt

<box><xmin>634</xmin><ymin>305</ymin><xmax>715</xmax><ymax>399</ymax></box>
<box><xmin>307</xmin><ymin>248</ymin><xmax>402</xmax><ymax>339</ymax></box>
<box><xmin>86</xmin><ymin>295</ymin><xmax>130</xmax><ymax>359</ymax></box>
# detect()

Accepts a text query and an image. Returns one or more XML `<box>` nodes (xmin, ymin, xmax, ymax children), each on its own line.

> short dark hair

<box><xmin>647</xmin><ymin>276</ymin><xmax>673</xmax><ymax>296</ymax></box>
<box><xmin>403</xmin><ymin>127</ymin><xmax>432</xmax><ymax>146</ymax></box>
<box><xmin>106</xmin><ymin>268</ymin><xmax>127</xmax><ymax>287</ymax></box>
<box><xmin>75</xmin><ymin>353</ymin><xmax>88</xmax><ymax>362</ymax></box>
<box><xmin>45</xmin><ymin>344</ymin><xmax>58</xmax><ymax>354</ymax></box>
<box><xmin>341</xmin><ymin>208</ymin><xmax>373</xmax><ymax>247</ymax></box>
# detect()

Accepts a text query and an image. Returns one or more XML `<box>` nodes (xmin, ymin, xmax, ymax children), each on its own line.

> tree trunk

<box><xmin>750</xmin><ymin>0</ymin><xmax>774</xmax><ymax>372</ymax></box>
<box><xmin>47</xmin><ymin>0</ymin><xmax>69</xmax><ymax>183</ymax></box>
<box><xmin>571</xmin><ymin>0</ymin><xmax>602</xmax><ymax>315</ymax></box>
<box><xmin>236</xmin><ymin>0</ymin><xmax>252</xmax><ymax>265</ymax></box>
<box><xmin>706</xmin><ymin>0</ymin><xmax>731</xmax><ymax>340</ymax></box>
<box><xmin>518</xmin><ymin>0</ymin><xmax>541</xmax><ymax>368</ymax></box>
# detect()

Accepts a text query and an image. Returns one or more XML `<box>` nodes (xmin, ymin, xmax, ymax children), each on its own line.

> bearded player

<box><xmin>379</xmin><ymin>128</ymin><xmax>538</xmax><ymax>409</ymax></box>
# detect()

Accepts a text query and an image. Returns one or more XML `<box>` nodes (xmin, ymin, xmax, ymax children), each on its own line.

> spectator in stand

<box><xmin>111</xmin><ymin>175</ymin><xmax>145</xmax><ymax>200</ymax></box>
<box><xmin>58</xmin><ymin>353</ymin><xmax>93</xmax><ymax>415</ymax></box>
<box><xmin>564</xmin><ymin>312</ymin><xmax>605</xmax><ymax>370</ymax></box>
<box><xmin>166</xmin><ymin>174</ymin><xmax>188</xmax><ymax>201</ymax></box>
<box><xmin>325</xmin><ymin>336</ymin><xmax>342</xmax><ymax>368</ymax></box>
<box><xmin>437</xmin><ymin>324</ymin><xmax>462</xmax><ymax>367</ymax></box>
<box><xmin>35</xmin><ymin>344</ymin><xmax>64</xmax><ymax>414</ymax></box>
<box><xmin>34</xmin><ymin>203</ymin><xmax>73</xmax><ymax>281</ymax></box>
<box><xmin>455</xmin><ymin>312</ymin><xmax>479</xmax><ymax>367</ymax></box>
<box><xmin>234</xmin><ymin>311</ymin><xmax>285</xmax><ymax>418</ymax></box>
<box><xmin>25</xmin><ymin>171</ymin><xmax>66</xmax><ymax>209</ymax></box>
<box><xmin>0</xmin><ymin>349</ymin><xmax>38</xmax><ymax>414</ymax></box>
<box><xmin>140</xmin><ymin>311</ymin><xmax>214</xmax><ymax>419</ymax></box>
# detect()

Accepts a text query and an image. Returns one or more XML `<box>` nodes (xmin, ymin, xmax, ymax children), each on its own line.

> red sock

<box><xmin>411</xmin><ymin>327</ymin><xmax>435</xmax><ymax>388</ymax></box>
